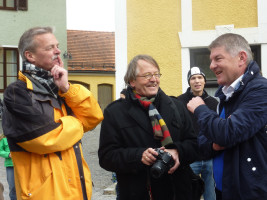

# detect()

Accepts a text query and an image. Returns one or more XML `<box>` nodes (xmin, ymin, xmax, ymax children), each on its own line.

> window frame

<box><xmin>0</xmin><ymin>0</ymin><xmax>16</xmax><ymax>10</ymax></box>
<box><xmin>0</xmin><ymin>47</ymin><xmax>19</xmax><ymax>92</ymax></box>
<box><xmin>0</xmin><ymin>0</ymin><xmax>27</xmax><ymax>11</ymax></box>
<box><xmin>189</xmin><ymin>45</ymin><xmax>262</xmax><ymax>89</ymax></box>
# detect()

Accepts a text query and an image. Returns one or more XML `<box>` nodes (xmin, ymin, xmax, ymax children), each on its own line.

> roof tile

<box><xmin>67</xmin><ymin>30</ymin><xmax>115</xmax><ymax>72</ymax></box>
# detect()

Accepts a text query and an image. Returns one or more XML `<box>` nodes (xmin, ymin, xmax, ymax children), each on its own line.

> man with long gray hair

<box><xmin>99</xmin><ymin>54</ymin><xmax>200</xmax><ymax>200</ymax></box>
<box><xmin>187</xmin><ymin>33</ymin><xmax>267</xmax><ymax>199</ymax></box>
<box><xmin>2</xmin><ymin>27</ymin><xmax>103</xmax><ymax>200</ymax></box>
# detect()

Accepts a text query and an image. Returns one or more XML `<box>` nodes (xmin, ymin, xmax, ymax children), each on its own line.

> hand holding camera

<box><xmin>150</xmin><ymin>148</ymin><xmax>175</xmax><ymax>178</ymax></box>
<box><xmin>142</xmin><ymin>147</ymin><xmax>180</xmax><ymax>178</ymax></box>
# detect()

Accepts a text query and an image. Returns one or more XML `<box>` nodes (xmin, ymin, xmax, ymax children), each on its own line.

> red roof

<box><xmin>67</xmin><ymin>30</ymin><xmax>115</xmax><ymax>72</ymax></box>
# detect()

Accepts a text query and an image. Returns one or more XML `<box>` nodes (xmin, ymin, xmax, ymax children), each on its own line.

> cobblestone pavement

<box><xmin>83</xmin><ymin>124</ymin><xmax>116</xmax><ymax>200</ymax></box>
<box><xmin>0</xmin><ymin>157</ymin><xmax>8</xmax><ymax>200</ymax></box>
<box><xmin>0</xmin><ymin>124</ymin><xmax>116</xmax><ymax>200</ymax></box>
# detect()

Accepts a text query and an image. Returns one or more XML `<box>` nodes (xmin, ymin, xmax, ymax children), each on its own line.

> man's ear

<box><xmin>129</xmin><ymin>80</ymin><xmax>135</xmax><ymax>88</ymax></box>
<box><xmin>24</xmin><ymin>51</ymin><xmax>35</xmax><ymax>63</ymax></box>
<box><xmin>239</xmin><ymin>51</ymin><xmax>247</xmax><ymax>66</ymax></box>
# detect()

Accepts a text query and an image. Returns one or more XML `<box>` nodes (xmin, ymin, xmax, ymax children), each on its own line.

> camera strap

<box><xmin>146</xmin><ymin>168</ymin><xmax>154</xmax><ymax>200</ymax></box>
<box><xmin>146</xmin><ymin>169</ymin><xmax>176</xmax><ymax>200</ymax></box>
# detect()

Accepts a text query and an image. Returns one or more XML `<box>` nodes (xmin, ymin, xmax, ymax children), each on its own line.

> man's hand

<box><xmin>165</xmin><ymin>149</ymin><xmax>180</xmax><ymax>174</ymax></box>
<box><xmin>187</xmin><ymin>96</ymin><xmax>205</xmax><ymax>113</ymax></box>
<box><xmin>141</xmin><ymin>148</ymin><xmax>158</xmax><ymax>166</ymax></box>
<box><xmin>141</xmin><ymin>148</ymin><xmax>180</xmax><ymax>174</ymax></box>
<box><xmin>213</xmin><ymin>143</ymin><xmax>225</xmax><ymax>151</ymax></box>
<box><xmin>51</xmin><ymin>56</ymin><xmax>69</xmax><ymax>93</ymax></box>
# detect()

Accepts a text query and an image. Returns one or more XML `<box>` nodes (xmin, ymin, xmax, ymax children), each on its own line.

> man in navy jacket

<box><xmin>187</xmin><ymin>33</ymin><xmax>267</xmax><ymax>200</ymax></box>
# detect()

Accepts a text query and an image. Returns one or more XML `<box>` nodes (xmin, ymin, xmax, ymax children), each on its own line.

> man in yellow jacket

<box><xmin>2</xmin><ymin>27</ymin><xmax>104</xmax><ymax>200</ymax></box>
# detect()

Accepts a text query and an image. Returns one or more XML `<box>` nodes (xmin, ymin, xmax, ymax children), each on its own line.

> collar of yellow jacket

<box><xmin>18</xmin><ymin>71</ymin><xmax>33</xmax><ymax>90</ymax></box>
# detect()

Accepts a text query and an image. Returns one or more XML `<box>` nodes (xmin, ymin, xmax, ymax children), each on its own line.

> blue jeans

<box><xmin>6</xmin><ymin>167</ymin><xmax>16</xmax><ymax>200</ymax></box>
<box><xmin>190</xmin><ymin>160</ymin><xmax>216</xmax><ymax>200</ymax></box>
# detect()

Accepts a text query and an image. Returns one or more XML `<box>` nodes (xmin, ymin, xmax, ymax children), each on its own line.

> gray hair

<box><xmin>209</xmin><ymin>33</ymin><xmax>253</xmax><ymax>64</ymax></box>
<box><xmin>124</xmin><ymin>54</ymin><xmax>160</xmax><ymax>85</ymax></box>
<box><xmin>18</xmin><ymin>27</ymin><xmax>54</xmax><ymax>61</ymax></box>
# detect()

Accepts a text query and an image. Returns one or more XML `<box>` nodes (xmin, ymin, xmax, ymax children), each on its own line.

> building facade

<box><xmin>67</xmin><ymin>30</ymin><xmax>115</xmax><ymax>111</ymax></box>
<box><xmin>115</xmin><ymin>0</ymin><xmax>267</xmax><ymax>97</ymax></box>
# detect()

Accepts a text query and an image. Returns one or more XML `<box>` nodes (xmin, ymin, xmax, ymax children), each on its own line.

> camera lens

<box><xmin>150</xmin><ymin>148</ymin><xmax>174</xmax><ymax>179</ymax></box>
<box><xmin>150</xmin><ymin>161</ymin><xmax>168</xmax><ymax>179</ymax></box>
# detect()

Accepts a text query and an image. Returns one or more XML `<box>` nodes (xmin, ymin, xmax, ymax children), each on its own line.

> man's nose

<box><xmin>55</xmin><ymin>47</ymin><xmax>61</xmax><ymax>54</ymax></box>
<box><xmin>150</xmin><ymin>75</ymin><xmax>157</xmax><ymax>81</ymax></box>
<box><xmin>210</xmin><ymin>60</ymin><xmax>215</xmax><ymax>70</ymax></box>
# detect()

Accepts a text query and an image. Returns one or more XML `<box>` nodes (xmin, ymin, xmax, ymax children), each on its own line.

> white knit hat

<box><xmin>187</xmin><ymin>66</ymin><xmax>206</xmax><ymax>84</ymax></box>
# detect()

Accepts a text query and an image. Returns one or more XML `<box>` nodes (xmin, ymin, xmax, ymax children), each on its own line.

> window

<box><xmin>190</xmin><ymin>45</ymin><xmax>261</xmax><ymax>95</ymax></box>
<box><xmin>18</xmin><ymin>0</ymin><xmax>27</xmax><ymax>10</ymax></box>
<box><xmin>98</xmin><ymin>84</ymin><xmax>113</xmax><ymax>111</ymax></box>
<box><xmin>0</xmin><ymin>0</ymin><xmax>27</xmax><ymax>11</ymax></box>
<box><xmin>0</xmin><ymin>48</ymin><xmax>19</xmax><ymax>92</ymax></box>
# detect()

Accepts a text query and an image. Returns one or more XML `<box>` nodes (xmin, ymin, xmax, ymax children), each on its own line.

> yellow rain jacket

<box><xmin>2</xmin><ymin>71</ymin><xmax>103</xmax><ymax>200</ymax></box>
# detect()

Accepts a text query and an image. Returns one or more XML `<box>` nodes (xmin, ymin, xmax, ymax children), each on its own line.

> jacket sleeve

<box><xmin>170</xmin><ymin>99</ymin><xmax>198</xmax><ymax>165</ymax></box>
<box><xmin>195</xmin><ymin>83</ymin><xmax>267</xmax><ymax>148</ymax></box>
<box><xmin>98</xmin><ymin>104</ymin><xmax>147</xmax><ymax>174</ymax></box>
<box><xmin>0</xmin><ymin>138</ymin><xmax>10</xmax><ymax>158</ymax></box>
<box><xmin>59</xmin><ymin>83</ymin><xmax>104</xmax><ymax>132</ymax></box>
<box><xmin>3</xmin><ymin>82</ymin><xmax>103</xmax><ymax>154</ymax></box>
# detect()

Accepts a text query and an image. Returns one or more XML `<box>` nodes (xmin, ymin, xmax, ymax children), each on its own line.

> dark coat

<box><xmin>98</xmin><ymin>88</ymin><xmax>199</xmax><ymax>200</ymax></box>
<box><xmin>195</xmin><ymin>61</ymin><xmax>267</xmax><ymax>200</ymax></box>
<box><xmin>176</xmin><ymin>88</ymin><xmax>218</xmax><ymax>160</ymax></box>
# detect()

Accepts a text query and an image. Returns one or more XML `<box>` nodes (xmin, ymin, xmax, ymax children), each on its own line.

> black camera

<box><xmin>150</xmin><ymin>148</ymin><xmax>174</xmax><ymax>179</ymax></box>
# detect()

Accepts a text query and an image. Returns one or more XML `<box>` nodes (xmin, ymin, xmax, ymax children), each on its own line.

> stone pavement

<box><xmin>83</xmin><ymin>124</ymin><xmax>116</xmax><ymax>200</ymax></box>
<box><xmin>0</xmin><ymin>157</ymin><xmax>8</xmax><ymax>200</ymax></box>
<box><xmin>0</xmin><ymin>124</ymin><xmax>116</xmax><ymax>200</ymax></box>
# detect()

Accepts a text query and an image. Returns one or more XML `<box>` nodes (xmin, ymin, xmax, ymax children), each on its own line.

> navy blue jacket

<box><xmin>195</xmin><ymin>61</ymin><xmax>267</xmax><ymax>200</ymax></box>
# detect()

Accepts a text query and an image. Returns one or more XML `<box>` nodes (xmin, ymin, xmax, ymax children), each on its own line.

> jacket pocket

<box><xmin>16</xmin><ymin>153</ymin><xmax>53</xmax><ymax>199</ymax></box>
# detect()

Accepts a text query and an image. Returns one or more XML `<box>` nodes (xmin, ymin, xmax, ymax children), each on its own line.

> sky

<box><xmin>66</xmin><ymin>0</ymin><xmax>115</xmax><ymax>32</ymax></box>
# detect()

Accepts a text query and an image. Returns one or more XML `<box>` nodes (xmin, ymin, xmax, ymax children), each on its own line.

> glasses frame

<box><xmin>136</xmin><ymin>72</ymin><xmax>162</xmax><ymax>80</ymax></box>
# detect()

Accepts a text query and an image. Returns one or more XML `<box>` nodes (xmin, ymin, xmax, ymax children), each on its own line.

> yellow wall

<box><xmin>127</xmin><ymin>0</ymin><xmax>182</xmax><ymax>96</ymax></box>
<box><xmin>192</xmin><ymin>0</ymin><xmax>258</xmax><ymax>30</ymax></box>
<box><xmin>68</xmin><ymin>73</ymin><xmax>115</xmax><ymax>100</ymax></box>
<box><xmin>126</xmin><ymin>0</ymin><xmax>258</xmax><ymax>96</ymax></box>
